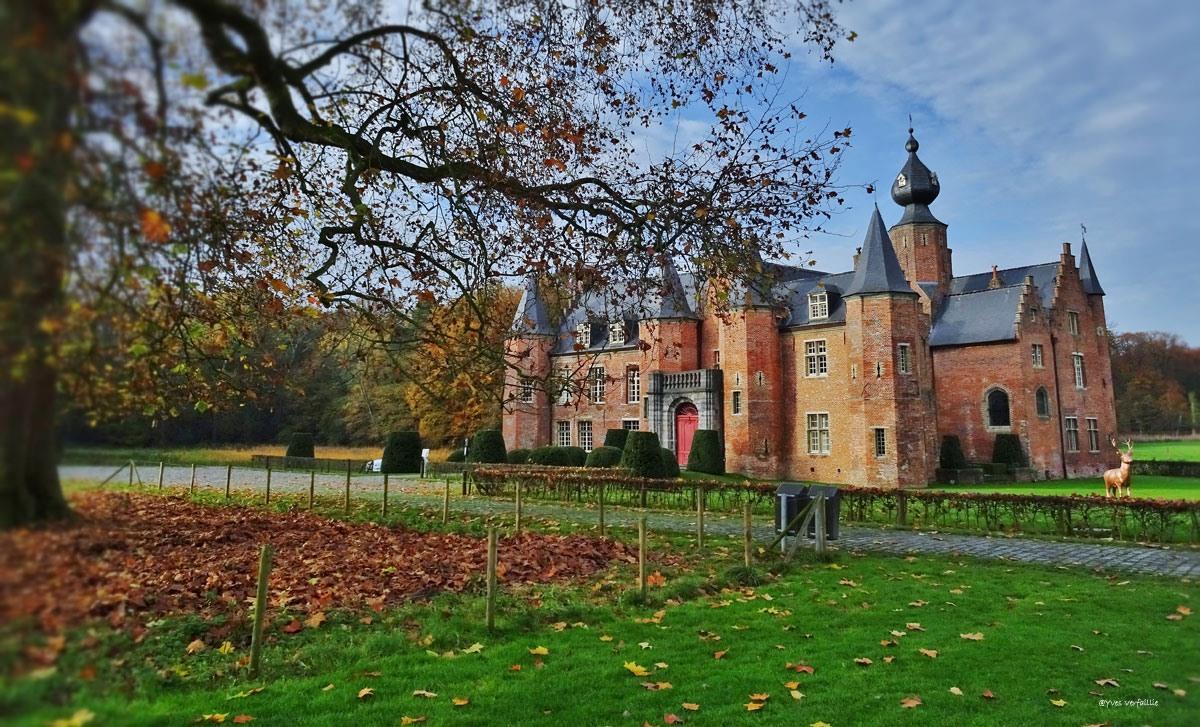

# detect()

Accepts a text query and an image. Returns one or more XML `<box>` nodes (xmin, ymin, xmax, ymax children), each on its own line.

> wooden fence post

<box><xmin>265</xmin><ymin>466</ymin><xmax>271</xmax><ymax>506</ymax></box>
<box><xmin>814</xmin><ymin>496</ymin><xmax>828</xmax><ymax>554</ymax></box>
<box><xmin>344</xmin><ymin>463</ymin><xmax>351</xmax><ymax>514</ymax></box>
<box><xmin>485</xmin><ymin>526</ymin><xmax>498</xmax><ymax>630</ymax></box>
<box><xmin>128</xmin><ymin>460</ymin><xmax>134</xmax><ymax>487</ymax></box>
<box><xmin>189</xmin><ymin>463</ymin><xmax>196</xmax><ymax>494</ymax></box>
<box><xmin>743</xmin><ymin>502</ymin><xmax>753</xmax><ymax>568</ymax></box>
<box><xmin>461</xmin><ymin>471</ymin><xmax>468</xmax><ymax>496</ymax></box>
<box><xmin>248</xmin><ymin>543</ymin><xmax>273</xmax><ymax>678</ymax></box>
<box><xmin>515</xmin><ymin>480</ymin><xmax>523</xmax><ymax>533</ymax></box>
<box><xmin>897</xmin><ymin>490</ymin><xmax>908</xmax><ymax>527</ymax></box>
<box><xmin>598</xmin><ymin>484</ymin><xmax>606</xmax><ymax>537</ymax></box>
<box><xmin>382</xmin><ymin>473</ymin><xmax>389</xmax><ymax>518</ymax></box>
<box><xmin>157</xmin><ymin>462</ymin><xmax>164</xmax><ymax>490</ymax></box>
<box><xmin>696</xmin><ymin>485</ymin><xmax>705</xmax><ymax>549</ymax></box>
<box><xmin>308</xmin><ymin>471</ymin><xmax>315</xmax><ymax>510</ymax></box>
<box><xmin>442</xmin><ymin>479</ymin><xmax>450</xmax><ymax>524</ymax></box>
<box><xmin>225</xmin><ymin>465</ymin><xmax>232</xmax><ymax>500</ymax></box>
<box><xmin>638</xmin><ymin>516</ymin><xmax>648</xmax><ymax>599</ymax></box>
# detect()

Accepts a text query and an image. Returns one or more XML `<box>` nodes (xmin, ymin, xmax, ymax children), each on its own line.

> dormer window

<box><xmin>895</xmin><ymin>172</ymin><xmax>907</xmax><ymax>188</ymax></box>
<box><xmin>930</xmin><ymin>172</ymin><xmax>939</xmax><ymax>187</ymax></box>
<box><xmin>574</xmin><ymin>321</ymin><xmax>591</xmax><ymax>348</ymax></box>
<box><xmin>608</xmin><ymin>320</ymin><xmax>625</xmax><ymax>346</ymax></box>
<box><xmin>808</xmin><ymin>291</ymin><xmax>829</xmax><ymax>320</ymax></box>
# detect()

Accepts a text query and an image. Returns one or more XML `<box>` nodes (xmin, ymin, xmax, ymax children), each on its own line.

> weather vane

<box><xmin>1081</xmin><ymin>223</ymin><xmax>1087</xmax><ymax>244</ymax></box>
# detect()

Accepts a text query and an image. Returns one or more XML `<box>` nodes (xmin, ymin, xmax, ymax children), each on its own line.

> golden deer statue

<box><xmin>1102</xmin><ymin>438</ymin><xmax>1133</xmax><ymax>497</ymax></box>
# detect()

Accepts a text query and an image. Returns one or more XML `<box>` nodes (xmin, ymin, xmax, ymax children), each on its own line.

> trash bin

<box><xmin>775</xmin><ymin>483</ymin><xmax>810</xmax><ymax>537</ymax></box>
<box><xmin>805</xmin><ymin>485</ymin><xmax>840</xmax><ymax>541</ymax></box>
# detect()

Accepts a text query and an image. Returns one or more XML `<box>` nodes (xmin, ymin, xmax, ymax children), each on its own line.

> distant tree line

<box><xmin>1111</xmin><ymin>331</ymin><xmax>1199</xmax><ymax>435</ymax></box>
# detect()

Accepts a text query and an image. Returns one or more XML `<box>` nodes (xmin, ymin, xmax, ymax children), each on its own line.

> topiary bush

<box><xmin>446</xmin><ymin>447</ymin><xmax>466</xmax><ymax>463</ymax></box>
<box><xmin>621</xmin><ymin>431</ymin><xmax>665</xmax><ymax>478</ymax></box>
<box><xmin>467</xmin><ymin>429</ymin><xmax>508</xmax><ymax>464</ymax></box>
<box><xmin>585</xmin><ymin>446</ymin><xmax>623</xmax><ymax>468</ymax></box>
<box><xmin>603</xmin><ymin>428</ymin><xmax>630</xmax><ymax>450</ymax></box>
<box><xmin>285</xmin><ymin>432</ymin><xmax>315</xmax><ymax>459</ymax></box>
<box><xmin>939</xmin><ymin>434</ymin><xmax>967</xmax><ymax>470</ymax></box>
<box><xmin>660</xmin><ymin>447</ymin><xmax>680</xmax><ymax>478</ymax></box>
<box><xmin>686</xmin><ymin>429</ymin><xmax>724</xmax><ymax>474</ymax></box>
<box><xmin>992</xmin><ymin>433</ymin><xmax>1027</xmax><ymax>467</ymax></box>
<box><xmin>507</xmin><ymin>448</ymin><xmax>530</xmax><ymax>465</ymax></box>
<box><xmin>381</xmin><ymin>431</ymin><xmax>422</xmax><ymax>473</ymax></box>
<box><xmin>527</xmin><ymin>445</ymin><xmax>587</xmax><ymax>466</ymax></box>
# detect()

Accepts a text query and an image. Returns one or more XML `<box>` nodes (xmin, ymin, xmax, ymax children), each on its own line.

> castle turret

<box><xmin>641</xmin><ymin>258</ymin><xmax>700</xmax><ymax>373</ymax></box>
<box><xmin>888</xmin><ymin>127</ymin><xmax>952</xmax><ymax>302</ymax></box>
<box><xmin>502</xmin><ymin>274</ymin><xmax>555</xmax><ymax>450</ymax></box>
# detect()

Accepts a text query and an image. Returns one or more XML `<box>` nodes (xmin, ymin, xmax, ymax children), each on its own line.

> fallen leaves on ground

<box><xmin>624</xmin><ymin>661</ymin><xmax>650</xmax><ymax>677</ymax></box>
<box><xmin>918</xmin><ymin>648</ymin><xmax>938</xmax><ymax>659</ymax></box>
<box><xmin>949</xmin><ymin>687</ymin><xmax>963</xmax><ymax>696</ymax></box>
<box><xmin>528</xmin><ymin>646</ymin><xmax>549</xmax><ymax>656</ymax></box>
<box><xmin>357</xmin><ymin>687</ymin><xmax>374</xmax><ymax>699</ymax></box>
<box><xmin>452</xmin><ymin>697</ymin><xmax>469</xmax><ymax>707</ymax></box>
<box><xmin>400</xmin><ymin>717</ymin><xmax>425</xmax><ymax>725</ymax></box>
<box><xmin>900</xmin><ymin>695</ymin><xmax>922</xmax><ymax>709</ymax></box>
<box><xmin>0</xmin><ymin>492</ymin><xmax>634</xmax><ymax>634</ymax></box>
<box><xmin>960</xmin><ymin>632</ymin><xmax>985</xmax><ymax>641</ymax></box>
<box><xmin>681</xmin><ymin>702</ymin><xmax>700</xmax><ymax>711</ymax></box>
<box><xmin>412</xmin><ymin>690</ymin><xmax>437</xmax><ymax>698</ymax></box>
<box><xmin>854</xmin><ymin>657</ymin><xmax>873</xmax><ymax>666</ymax></box>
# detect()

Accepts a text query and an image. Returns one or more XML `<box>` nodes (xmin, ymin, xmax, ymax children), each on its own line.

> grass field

<box><xmin>61</xmin><ymin>445</ymin><xmax>464</xmax><ymax>468</ymax></box>
<box><xmin>3</xmin><ymin>486</ymin><xmax>1198</xmax><ymax>726</ymax></box>
<box><xmin>1131</xmin><ymin>439</ymin><xmax>1200</xmax><ymax>462</ymax></box>
<box><xmin>937</xmin><ymin>474</ymin><xmax>1200</xmax><ymax>500</ymax></box>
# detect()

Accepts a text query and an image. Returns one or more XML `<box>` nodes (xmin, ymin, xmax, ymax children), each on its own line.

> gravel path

<box><xmin>60</xmin><ymin>464</ymin><xmax>1200</xmax><ymax>578</ymax></box>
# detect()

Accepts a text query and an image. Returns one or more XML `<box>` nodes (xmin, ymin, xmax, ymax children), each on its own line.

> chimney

<box><xmin>988</xmin><ymin>265</ymin><xmax>1003</xmax><ymax>289</ymax></box>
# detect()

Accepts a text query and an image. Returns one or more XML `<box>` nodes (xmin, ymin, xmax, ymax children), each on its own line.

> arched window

<box><xmin>1035</xmin><ymin>387</ymin><xmax>1051</xmax><ymax>418</ymax></box>
<box><xmin>987</xmin><ymin>388</ymin><xmax>1010</xmax><ymax>427</ymax></box>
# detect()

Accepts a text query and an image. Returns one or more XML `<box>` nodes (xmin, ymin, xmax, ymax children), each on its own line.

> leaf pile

<box><xmin>0</xmin><ymin>492</ymin><xmax>634</xmax><ymax>633</ymax></box>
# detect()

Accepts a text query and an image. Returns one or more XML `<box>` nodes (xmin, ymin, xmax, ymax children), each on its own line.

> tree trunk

<box><xmin>0</xmin><ymin>3</ymin><xmax>90</xmax><ymax>528</ymax></box>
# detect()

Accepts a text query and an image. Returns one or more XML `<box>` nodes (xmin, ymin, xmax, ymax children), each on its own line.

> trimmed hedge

<box><xmin>508</xmin><ymin>448</ymin><xmax>531</xmax><ymax>465</ymax></box>
<box><xmin>285</xmin><ymin>432</ymin><xmax>315</xmax><ymax>459</ymax></box>
<box><xmin>381</xmin><ymin>431</ymin><xmax>422</xmax><ymax>473</ymax></box>
<box><xmin>467</xmin><ymin>430</ymin><xmax>508</xmax><ymax>464</ymax></box>
<box><xmin>992</xmin><ymin>433</ymin><xmax>1027</xmax><ymax>467</ymax></box>
<box><xmin>446</xmin><ymin>448</ymin><xmax>466</xmax><ymax>463</ymax></box>
<box><xmin>686</xmin><ymin>429</ymin><xmax>724</xmax><ymax>474</ymax></box>
<box><xmin>660</xmin><ymin>447</ymin><xmax>680</xmax><ymax>478</ymax></box>
<box><xmin>621</xmin><ymin>431</ymin><xmax>666</xmax><ymax>478</ymax></box>
<box><xmin>603</xmin><ymin>428</ymin><xmax>630</xmax><ymax>450</ymax></box>
<box><xmin>528</xmin><ymin>445</ymin><xmax>588</xmax><ymax>467</ymax></box>
<box><xmin>585</xmin><ymin>446</ymin><xmax>624</xmax><ymax>468</ymax></box>
<box><xmin>940</xmin><ymin>434</ymin><xmax>967</xmax><ymax>470</ymax></box>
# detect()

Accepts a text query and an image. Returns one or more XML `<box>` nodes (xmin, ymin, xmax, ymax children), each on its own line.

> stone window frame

<box><xmin>712</xmin><ymin>349</ymin><xmax>721</xmax><ymax>369</ymax></box>
<box><xmin>577</xmin><ymin>420</ymin><xmax>593</xmax><ymax>452</ymax></box>
<box><xmin>519</xmin><ymin>377</ymin><xmax>535</xmax><ymax>404</ymax></box>
<box><xmin>755</xmin><ymin>370</ymin><xmax>767</xmax><ymax>387</ymax></box>
<box><xmin>806</xmin><ymin>411</ymin><xmax>831</xmax><ymax>455</ymax></box>
<box><xmin>1031</xmin><ymin>343</ymin><xmax>1045</xmax><ymax>368</ymax></box>
<box><xmin>1035</xmin><ymin>386</ymin><xmax>1051</xmax><ymax>418</ymax></box>
<box><xmin>1072</xmin><ymin>353</ymin><xmax>1087</xmax><ymax>390</ymax></box>
<box><xmin>872</xmin><ymin>427</ymin><xmax>887</xmax><ymax>458</ymax></box>
<box><xmin>1086</xmin><ymin>417</ymin><xmax>1100</xmax><ymax>452</ymax></box>
<box><xmin>589</xmin><ymin>365</ymin><xmax>606</xmax><ymax>403</ymax></box>
<box><xmin>808</xmin><ymin>291</ymin><xmax>829</xmax><ymax>320</ymax></box>
<box><xmin>731</xmin><ymin>390</ymin><xmax>743</xmax><ymax>415</ymax></box>
<box><xmin>983</xmin><ymin>386</ymin><xmax>1012</xmax><ymax>431</ymax></box>
<box><xmin>1064</xmin><ymin>416</ymin><xmax>1079</xmax><ymax>452</ymax></box>
<box><xmin>897</xmin><ymin>343</ymin><xmax>912</xmax><ymax>375</ymax></box>
<box><xmin>625</xmin><ymin>365</ymin><xmax>640</xmax><ymax>404</ymax></box>
<box><xmin>556</xmin><ymin>420</ymin><xmax>571</xmax><ymax>447</ymax></box>
<box><xmin>621</xmin><ymin>418</ymin><xmax>640</xmax><ymax>431</ymax></box>
<box><xmin>574</xmin><ymin>321</ymin><xmax>592</xmax><ymax>348</ymax></box>
<box><xmin>804</xmin><ymin>338</ymin><xmax>828</xmax><ymax>377</ymax></box>
<box><xmin>1067</xmin><ymin>310</ymin><xmax>1080</xmax><ymax>336</ymax></box>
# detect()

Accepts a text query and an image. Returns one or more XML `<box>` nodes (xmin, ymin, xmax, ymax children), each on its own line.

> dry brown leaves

<box><xmin>0</xmin><ymin>492</ymin><xmax>634</xmax><ymax>634</ymax></box>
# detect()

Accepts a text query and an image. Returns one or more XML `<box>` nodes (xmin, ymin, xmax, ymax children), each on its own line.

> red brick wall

<box><xmin>501</xmin><ymin>336</ymin><xmax>555</xmax><ymax>451</ymax></box>
<box><xmin>718</xmin><ymin>308</ymin><xmax>784</xmax><ymax>478</ymax></box>
<box><xmin>890</xmin><ymin>222</ymin><xmax>952</xmax><ymax>294</ymax></box>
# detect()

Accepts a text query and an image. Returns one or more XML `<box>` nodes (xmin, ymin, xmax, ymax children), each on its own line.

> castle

<box><xmin>502</xmin><ymin>130</ymin><xmax>1117</xmax><ymax>486</ymax></box>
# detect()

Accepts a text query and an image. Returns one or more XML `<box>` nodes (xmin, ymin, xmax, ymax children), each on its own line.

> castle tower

<box><xmin>844</xmin><ymin>207</ymin><xmax>937</xmax><ymax>487</ymax></box>
<box><xmin>888</xmin><ymin>128</ymin><xmax>952</xmax><ymax>303</ymax></box>
<box><xmin>640</xmin><ymin>258</ymin><xmax>700</xmax><ymax>373</ymax></box>
<box><xmin>502</xmin><ymin>274</ymin><xmax>555</xmax><ymax>450</ymax></box>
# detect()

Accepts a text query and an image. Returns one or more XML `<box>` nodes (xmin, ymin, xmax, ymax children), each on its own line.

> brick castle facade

<box><xmin>502</xmin><ymin>130</ymin><xmax>1117</xmax><ymax>487</ymax></box>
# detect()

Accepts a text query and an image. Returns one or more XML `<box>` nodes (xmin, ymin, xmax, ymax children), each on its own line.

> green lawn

<box><xmin>4</xmin><ymin>490</ymin><xmax>1198</xmax><ymax>726</ymax></box>
<box><xmin>1132</xmin><ymin>439</ymin><xmax>1200</xmax><ymax>462</ymax></box>
<box><xmin>936</xmin><ymin>474</ymin><xmax>1200</xmax><ymax>501</ymax></box>
<box><xmin>61</xmin><ymin>445</ymin><xmax>383</xmax><ymax>468</ymax></box>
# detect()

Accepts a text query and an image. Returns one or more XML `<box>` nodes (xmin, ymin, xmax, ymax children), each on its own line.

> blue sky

<box><xmin>751</xmin><ymin>0</ymin><xmax>1199</xmax><ymax>342</ymax></box>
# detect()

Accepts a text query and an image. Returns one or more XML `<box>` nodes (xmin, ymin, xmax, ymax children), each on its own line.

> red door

<box><xmin>675</xmin><ymin>403</ymin><xmax>700</xmax><ymax>467</ymax></box>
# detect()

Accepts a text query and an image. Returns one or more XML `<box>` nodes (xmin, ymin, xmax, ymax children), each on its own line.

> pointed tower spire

<box><xmin>844</xmin><ymin>206</ymin><xmax>914</xmax><ymax>297</ymax></box>
<box><xmin>1078</xmin><ymin>241</ymin><xmax>1105</xmax><ymax>296</ymax></box>
<box><xmin>651</xmin><ymin>257</ymin><xmax>699</xmax><ymax>319</ymax></box>
<box><xmin>511</xmin><ymin>274</ymin><xmax>555</xmax><ymax>335</ymax></box>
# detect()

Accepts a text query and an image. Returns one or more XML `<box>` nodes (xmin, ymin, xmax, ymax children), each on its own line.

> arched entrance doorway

<box><xmin>674</xmin><ymin>402</ymin><xmax>699</xmax><ymax>467</ymax></box>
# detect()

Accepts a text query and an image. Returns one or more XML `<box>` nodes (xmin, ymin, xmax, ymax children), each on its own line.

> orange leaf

<box><xmin>919</xmin><ymin>648</ymin><xmax>938</xmax><ymax>659</ymax></box>
<box><xmin>233</xmin><ymin>716</ymin><xmax>253</xmax><ymax>724</ymax></box>
<box><xmin>139</xmin><ymin>209</ymin><xmax>171</xmax><ymax>243</ymax></box>
<box><xmin>713</xmin><ymin>650</ymin><xmax>727</xmax><ymax>660</ymax></box>
<box><xmin>749</xmin><ymin>693</ymin><xmax>770</xmax><ymax>701</ymax></box>
<box><xmin>452</xmin><ymin>697</ymin><xmax>469</xmax><ymax>707</ymax></box>
<box><xmin>664</xmin><ymin>714</ymin><xmax>683</xmax><ymax>725</ymax></box>
<box><xmin>744</xmin><ymin>702</ymin><xmax>764</xmax><ymax>712</ymax></box>
<box><xmin>281</xmin><ymin>620</ymin><xmax>302</xmax><ymax>634</ymax></box>
<box><xmin>304</xmin><ymin>612</ymin><xmax>326</xmax><ymax>629</ymax></box>
<box><xmin>647</xmin><ymin>571</ymin><xmax>666</xmax><ymax>588</ymax></box>
<box><xmin>186</xmin><ymin>639</ymin><xmax>206</xmax><ymax>654</ymax></box>
<box><xmin>900</xmin><ymin>695</ymin><xmax>922</xmax><ymax>709</ymax></box>
<box><xmin>981</xmin><ymin>690</ymin><xmax>996</xmax><ymax>700</ymax></box>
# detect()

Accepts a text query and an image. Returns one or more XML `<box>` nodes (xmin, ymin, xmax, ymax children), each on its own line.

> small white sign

<box><xmin>421</xmin><ymin>448</ymin><xmax>431</xmax><ymax>459</ymax></box>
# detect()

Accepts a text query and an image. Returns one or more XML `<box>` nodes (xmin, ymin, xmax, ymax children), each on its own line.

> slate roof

<box><xmin>1078</xmin><ymin>242</ymin><xmax>1105</xmax><ymax>295</ymax></box>
<box><xmin>929</xmin><ymin>285</ymin><xmax>1024</xmax><ymax>347</ymax></box>
<box><xmin>843</xmin><ymin>206</ymin><xmax>916</xmax><ymax>297</ymax></box>
<box><xmin>511</xmin><ymin>275</ymin><xmax>554</xmax><ymax>335</ymax></box>
<box><xmin>891</xmin><ymin>129</ymin><xmax>944</xmax><ymax>226</ymax></box>
<box><xmin>949</xmin><ymin>262</ymin><xmax>1058</xmax><ymax>309</ymax></box>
